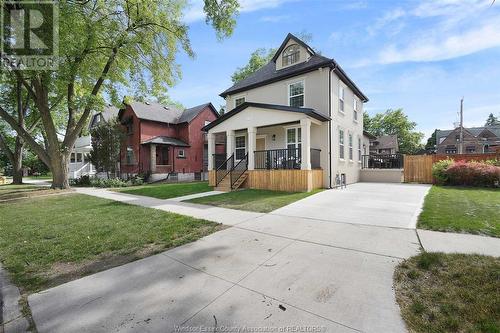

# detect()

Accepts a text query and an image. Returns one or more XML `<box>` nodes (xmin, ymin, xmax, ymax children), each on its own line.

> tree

<box><xmin>231</xmin><ymin>31</ymin><xmax>315</xmax><ymax>83</ymax></box>
<box><xmin>364</xmin><ymin>109</ymin><xmax>424</xmax><ymax>154</ymax></box>
<box><xmin>0</xmin><ymin>0</ymin><xmax>239</xmax><ymax>189</ymax></box>
<box><xmin>425</xmin><ymin>130</ymin><xmax>437</xmax><ymax>152</ymax></box>
<box><xmin>89</xmin><ymin>119</ymin><xmax>124</xmax><ymax>178</ymax></box>
<box><xmin>485</xmin><ymin>113</ymin><xmax>499</xmax><ymax>126</ymax></box>
<box><xmin>0</xmin><ymin>78</ymin><xmax>40</xmax><ymax>184</ymax></box>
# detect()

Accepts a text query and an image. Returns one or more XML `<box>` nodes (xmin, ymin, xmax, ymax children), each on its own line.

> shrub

<box><xmin>446</xmin><ymin>160</ymin><xmax>500</xmax><ymax>187</ymax></box>
<box><xmin>432</xmin><ymin>159</ymin><xmax>454</xmax><ymax>185</ymax></box>
<box><xmin>90</xmin><ymin>177</ymin><xmax>129</xmax><ymax>188</ymax></box>
<box><xmin>69</xmin><ymin>175</ymin><xmax>91</xmax><ymax>186</ymax></box>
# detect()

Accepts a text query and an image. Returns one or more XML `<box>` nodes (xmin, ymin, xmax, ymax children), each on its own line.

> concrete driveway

<box><xmin>272</xmin><ymin>183</ymin><xmax>431</xmax><ymax>228</ymax></box>
<box><xmin>28</xmin><ymin>183</ymin><xmax>431</xmax><ymax>333</ymax></box>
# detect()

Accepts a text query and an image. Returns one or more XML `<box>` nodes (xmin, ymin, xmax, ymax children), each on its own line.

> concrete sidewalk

<box><xmin>418</xmin><ymin>229</ymin><xmax>500</xmax><ymax>257</ymax></box>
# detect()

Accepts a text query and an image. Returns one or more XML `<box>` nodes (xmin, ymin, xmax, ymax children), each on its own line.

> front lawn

<box><xmin>186</xmin><ymin>189</ymin><xmax>322</xmax><ymax>213</ymax></box>
<box><xmin>0</xmin><ymin>193</ymin><xmax>223</xmax><ymax>293</ymax></box>
<box><xmin>418</xmin><ymin>186</ymin><xmax>500</xmax><ymax>237</ymax></box>
<box><xmin>114</xmin><ymin>181</ymin><xmax>211</xmax><ymax>199</ymax></box>
<box><xmin>394</xmin><ymin>253</ymin><xmax>499</xmax><ymax>333</ymax></box>
<box><xmin>0</xmin><ymin>184</ymin><xmax>55</xmax><ymax>201</ymax></box>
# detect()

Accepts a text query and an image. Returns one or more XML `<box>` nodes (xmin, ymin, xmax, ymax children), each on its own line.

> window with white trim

<box><xmin>358</xmin><ymin>137</ymin><xmax>362</xmax><ymax>162</ymax></box>
<box><xmin>177</xmin><ymin>149</ymin><xmax>185</xmax><ymax>158</ymax></box>
<box><xmin>353</xmin><ymin>98</ymin><xmax>358</xmax><ymax>121</ymax></box>
<box><xmin>339</xmin><ymin>86</ymin><xmax>345</xmax><ymax>113</ymax></box>
<box><xmin>235</xmin><ymin>97</ymin><xmax>245</xmax><ymax>108</ymax></box>
<box><xmin>235</xmin><ymin>135</ymin><xmax>246</xmax><ymax>160</ymax></box>
<box><xmin>282</xmin><ymin>44</ymin><xmax>300</xmax><ymax>66</ymax></box>
<box><xmin>126</xmin><ymin>146</ymin><xmax>134</xmax><ymax>164</ymax></box>
<box><xmin>76</xmin><ymin>153</ymin><xmax>82</xmax><ymax>163</ymax></box>
<box><xmin>339</xmin><ymin>129</ymin><xmax>345</xmax><ymax>159</ymax></box>
<box><xmin>70</xmin><ymin>153</ymin><xmax>76</xmax><ymax>163</ymax></box>
<box><xmin>289</xmin><ymin>81</ymin><xmax>304</xmax><ymax>107</ymax></box>
<box><xmin>286</xmin><ymin>127</ymin><xmax>302</xmax><ymax>150</ymax></box>
<box><xmin>348</xmin><ymin>134</ymin><xmax>353</xmax><ymax>160</ymax></box>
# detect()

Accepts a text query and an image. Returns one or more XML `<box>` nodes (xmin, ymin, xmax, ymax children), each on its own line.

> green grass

<box><xmin>186</xmin><ymin>189</ymin><xmax>323</xmax><ymax>213</ymax></box>
<box><xmin>418</xmin><ymin>186</ymin><xmax>500</xmax><ymax>237</ymax></box>
<box><xmin>0</xmin><ymin>193</ymin><xmax>223</xmax><ymax>293</ymax></box>
<box><xmin>114</xmin><ymin>181</ymin><xmax>212</xmax><ymax>199</ymax></box>
<box><xmin>394</xmin><ymin>253</ymin><xmax>500</xmax><ymax>333</ymax></box>
<box><xmin>0</xmin><ymin>184</ymin><xmax>50</xmax><ymax>201</ymax></box>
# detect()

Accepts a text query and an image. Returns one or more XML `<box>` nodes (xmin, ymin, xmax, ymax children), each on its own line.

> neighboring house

<box><xmin>204</xmin><ymin>33</ymin><xmax>369</xmax><ymax>192</ymax></box>
<box><xmin>369</xmin><ymin>135</ymin><xmax>399</xmax><ymax>155</ymax></box>
<box><xmin>68</xmin><ymin>105</ymin><xmax>119</xmax><ymax>179</ymax></box>
<box><xmin>118</xmin><ymin>101</ymin><xmax>223</xmax><ymax>182</ymax></box>
<box><xmin>435</xmin><ymin>125</ymin><xmax>500</xmax><ymax>154</ymax></box>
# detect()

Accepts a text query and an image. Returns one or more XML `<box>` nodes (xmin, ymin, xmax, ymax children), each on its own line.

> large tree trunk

<box><xmin>11</xmin><ymin>141</ymin><xmax>24</xmax><ymax>184</ymax></box>
<box><xmin>51</xmin><ymin>154</ymin><xmax>70</xmax><ymax>189</ymax></box>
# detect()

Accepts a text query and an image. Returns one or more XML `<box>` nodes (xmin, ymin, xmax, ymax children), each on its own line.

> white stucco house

<box><xmin>204</xmin><ymin>33</ymin><xmax>371</xmax><ymax>192</ymax></box>
<box><xmin>68</xmin><ymin>105</ymin><xmax>119</xmax><ymax>179</ymax></box>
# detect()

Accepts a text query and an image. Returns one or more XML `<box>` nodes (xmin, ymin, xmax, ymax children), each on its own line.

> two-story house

<box><xmin>436</xmin><ymin>126</ymin><xmax>500</xmax><ymax>154</ymax></box>
<box><xmin>118</xmin><ymin>101</ymin><xmax>223</xmax><ymax>182</ymax></box>
<box><xmin>369</xmin><ymin>135</ymin><xmax>399</xmax><ymax>155</ymax></box>
<box><xmin>204</xmin><ymin>33</ymin><xmax>369</xmax><ymax>192</ymax></box>
<box><xmin>68</xmin><ymin>105</ymin><xmax>119</xmax><ymax>179</ymax></box>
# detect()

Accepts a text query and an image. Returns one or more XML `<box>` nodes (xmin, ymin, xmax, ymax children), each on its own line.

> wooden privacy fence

<box><xmin>403</xmin><ymin>152</ymin><xmax>498</xmax><ymax>184</ymax></box>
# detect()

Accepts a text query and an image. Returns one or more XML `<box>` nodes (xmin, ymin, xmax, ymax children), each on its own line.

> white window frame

<box><xmin>348</xmin><ymin>133</ymin><xmax>353</xmax><ymax>161</ymax></box>
<box><xmin>234</xmin><ymin>96</ymin><xmax>246</xmax><ymax>108</ymax></box>
<box><xmin>76</xmin><ymin>152</ymin><xmax>83</xmax><ymax>163</ymax></box>
<box><xmin>353</xmin><ymin>98</ymin><xmax>358</xmax><ymax>122</ymax></box>
<box><xmin>282</xmin><ymin>44</ymin><xmax>300</xmax><ymax>67</ymax></box>
<box><xmin>338</xmin><ymin>86</ymin><xmax>345</xmax><ymax>114</ymax></box>
<box><xmin>288</xmin><ymin>80</ymin><xmax>305</xmax><ymax>108</ymax></box>
<box><xmin>235</xmin><ymin>134</ymin><xmax>247</xmax><ymax>161</ymax></box>
<box><xmin>70</xmin><ymin>153</ymin><xmax>76</xmax><ymax>163</ymax></box>
<box><xmin>339</xmin><ymin>128</ymin><xmax>345</xmax><ymax>160</ymax></box>
<box><xmin>285</xmin><ymin>126</ymin><xmax>302</xmax><ymax>150</ymax></box>
<box><xmin>177</xmin><ymin>149</ymin><xmax>185</xmax><ymax>158</ymax></box>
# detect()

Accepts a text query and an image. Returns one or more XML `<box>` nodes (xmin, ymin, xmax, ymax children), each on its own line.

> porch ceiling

<box><xmin>204</xmin><ymin>102</ymin><xmax>329</xmax><ymax>133</ymax></box>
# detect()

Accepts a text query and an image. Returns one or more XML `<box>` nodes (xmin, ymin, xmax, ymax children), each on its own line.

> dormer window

<box><xmin>282</xmin><ymin>44</ymin><xmax>300</xmax><ymax>66</ymax></box>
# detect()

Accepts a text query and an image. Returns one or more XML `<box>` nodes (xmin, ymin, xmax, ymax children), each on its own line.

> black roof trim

<box><xmin>271</xmin><ymin>33</ymin><xmax>316</xmax><ymax>63</ymax></box>
<box><xmin>202</xmin><ymin>102</ymin><xmax>330</xmax><ymax>132</ymax></box>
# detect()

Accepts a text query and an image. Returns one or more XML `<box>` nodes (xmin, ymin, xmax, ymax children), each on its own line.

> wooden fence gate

<box><xmin>403</xmin><ymin>153</ymin><xmax>498</xmax><ymax>184</ymax></box>
<box><xmin>403</xmin><ymin>155</ymin><xmax>433</xmax><ymax>183</ymax></box>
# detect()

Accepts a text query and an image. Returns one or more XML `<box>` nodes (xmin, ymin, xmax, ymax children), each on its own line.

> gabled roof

<box><xmin>141</xmin><ymin>136</ymin><xmax>189</xmax><ymax>147</ymax></box>
<box><xmin>89</xmin><ymin>105</ymin><xmax>119</xmax><ymax>129</ymax></box>
<box><xmin>220</xmin><ymin>34</ymin><xmax>368</xmax><ymax>102</ymax></box>
<box><xmin>436</xmin><ymin>125</ymin><xmax>500</xmax><ymax>142</ymax></box>
<box><xmin>202</xmin><ymin>102</ymin><xmax>330</xmax><ymax>132</ymax></box>
<box><xmin>120</xmin><ymin>101</ymin><xmax>218</xmax><ymax>125</ymax></box>
<box><xmin>271</xmin><ymin>33</ymin><xmax>316</xmax><ymax>63</ymax></box>
<box><xmin>371</xmin><ymin>135</ymin><xmax>398</xmax><ymax>150</ymax></box>
<box><xmin>363</xmin><ymin>130</ymin><xmax>377</xmax><ymax>140</ymax></box>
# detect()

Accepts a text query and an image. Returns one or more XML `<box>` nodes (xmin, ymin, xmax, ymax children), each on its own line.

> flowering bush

<box><xmin>439</xmin><ymin>160</ymin><xmax>500</xmax><ymax>187</ymax></box>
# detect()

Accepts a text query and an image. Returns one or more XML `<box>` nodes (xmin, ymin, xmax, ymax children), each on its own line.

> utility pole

<box><xmin>459</xmin><ymin>97</ymin><xmax>464</xmax><ymax>154</ymax></box>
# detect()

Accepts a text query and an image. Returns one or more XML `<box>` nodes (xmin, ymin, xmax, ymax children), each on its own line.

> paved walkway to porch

<box><xmin>26</xmin><ymin>184</ymin><xmax>500</xmax><ymax>333</ymax></box>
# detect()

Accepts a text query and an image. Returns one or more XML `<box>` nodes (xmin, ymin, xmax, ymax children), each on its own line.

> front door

<box><xmin>256</xmin><ymin>138</ymin><xmax>265</xmax><ymax>151</ymax></box>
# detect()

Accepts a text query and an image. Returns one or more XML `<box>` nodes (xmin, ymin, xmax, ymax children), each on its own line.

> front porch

<box><xmin>205</xmin><ymin>103</ymin><xmax>329</xmax><ymax>192</ymax></box>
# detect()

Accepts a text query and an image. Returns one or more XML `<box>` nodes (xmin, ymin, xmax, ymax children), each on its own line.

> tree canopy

<box><xmin>0</xmin><ymin>0</ymin><xmax>239</xmax><ymax>188</ymax></box>
<box><xmin>485</xmin><ymin>113</ymin><xmax>499</xmax><ymax>126</ymax></box>
<box><xmin>364</xmin><ymin>109</ymin><xmax>424</xmax><ymax>154</ymax></box>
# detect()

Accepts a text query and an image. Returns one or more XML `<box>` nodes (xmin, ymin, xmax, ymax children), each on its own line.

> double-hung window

<box><xmin>358</xmin><ymin>137</ymin><xmax>362</xmax><ymax>162</ymax></box>
<box><xmin>289</xmin><ymin>81</ymin><xmax>304</xmax><ymax>107</ymax></box>
<box><xmin>348</xmin><ymin>134</ymin><xmax>353</xmax><ymax>160</ymax></box>
<box><xmin>235</xmin><ymin>135</ymin><xmax>246</xmax><ymax>160</ymax></box>
<box><xmin>339</xmin><ymin>86</ymin><xmax>345</xmax><ymax>113</ymax></box>
<box><xmin>126</xmin><ymin>146</ymin><xmax>134</xmax><ymax>164</ymax></box>
<box><xmin>339</xmin><ymin>129</ymin><xmax>345</xmax><ymax>159</ymax></box>
<box><xmin>235</xmin><ymin>97</ymin><xmax>245</xmax><ymax>108</ymax></box>
<box><xmin>286</xmin><ymin>127</ymin><xmax>301</xmax><ymax>160</ymax></box>
<box><xmin>353</xmin><ymin>99</ymin><xmax>358</xmax><ymax>121</ymax></box>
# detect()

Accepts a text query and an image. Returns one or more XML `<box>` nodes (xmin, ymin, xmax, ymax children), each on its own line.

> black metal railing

<box><xmin>215</xmin><ymin>154</ymin><xmax>234</xmax><ymax>186</ymax></box>
<box><xmin>231</xmin><ymin>153</ymin><xmax>248</xmax><ymax>189</ymax></box>
<box><xmin>213</xmin><ymin>154</ymin><xmax>226</xmax><ymax>169</ymax></box>
<box><xmin>311</xmin><ymin>148</ymin><xmax>321</xmax><ymax>169</ymax></box>
<box><xmin>254</xmin><ymin>148</ymin><xmax>301</xmax><ymax>170</ymax></box>
<box><xmin>362</xmin><ymin>154</ymin><xmax>403</xmax><ymax>169</ymax></box>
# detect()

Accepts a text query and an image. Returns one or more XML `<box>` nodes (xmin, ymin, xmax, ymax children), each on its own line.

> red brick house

<box><xmin>118</xmin><ymin>101</ymin><xmax>224</xmax><ymax>181</ymax></box>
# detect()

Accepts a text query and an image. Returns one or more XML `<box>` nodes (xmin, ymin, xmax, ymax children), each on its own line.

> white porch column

<box><xmin>150</xmin><ymin>144</ymin><xmax>157</xmax><ymax>173</ymax></box>
<box><xmin>247</xmin><ymin>127</ymin><xmax>256</xmax><ymax>170</ymax></box>
<box><xmin>207</xmin><ymin>132</ymin><xmax>215</xmax><ymax>170</ymax></box>
<box><xmin>226</xmin><ymin>130</ymin><xmax>235</xmax><ymax>160</ymax></box>
<box><xmin>300</xmin><ymin>118</ymin><xmax>311</xmax><ymax>170</ymax></box>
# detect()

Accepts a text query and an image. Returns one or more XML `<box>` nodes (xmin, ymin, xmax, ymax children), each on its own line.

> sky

<box><xmin>168</xmin><ymin>0</ymin><xmax>500</xmax><ymax>141</ymax></box>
